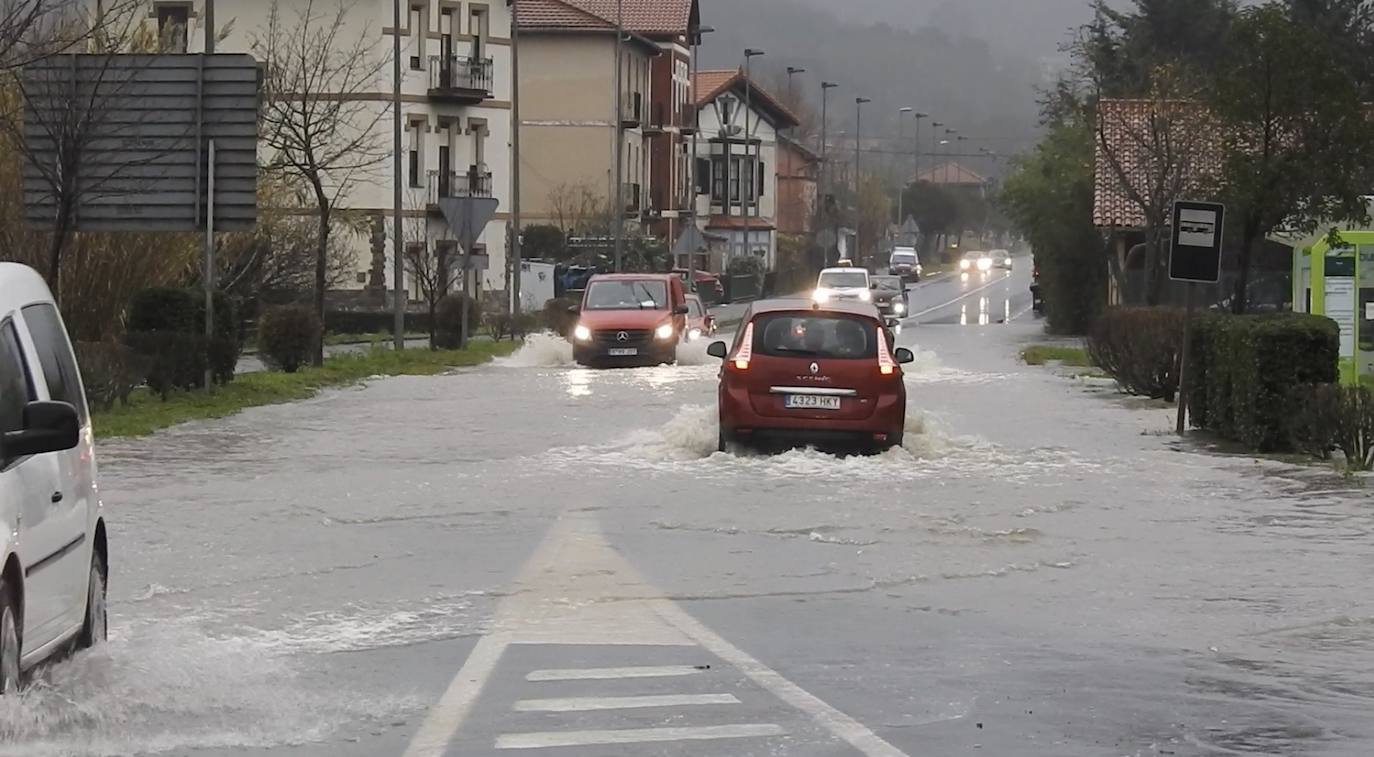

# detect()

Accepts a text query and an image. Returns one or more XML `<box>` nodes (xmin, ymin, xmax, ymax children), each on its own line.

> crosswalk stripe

<box><xmin>513</xmin><ymin>693</ymin><xmax>740</xmax><ymax>712</ymax></box>
<box><xmin>524</xmin><ymin>665</ymin><xmax>703</xmax><ymax>681</ymax></box>
<box><xmin>495</xmin><ymin>723</ymin><xmax>786</xmax><ymax>749</ymax></box>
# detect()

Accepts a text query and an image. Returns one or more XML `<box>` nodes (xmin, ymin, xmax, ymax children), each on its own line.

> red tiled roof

<box><xmin>515</xmin><ymin>0</ymin><xmax>694</xmax><ymax>35</ymax></box>
<box><xmin>691</xmin><ymin>69</ymin><xmax>800</xmax><ymax>129</ymax></box>
<box><xmin>918</xmin><ymin>162</ymin><xmax>986</xmax><ymax>186</ymax></box>
<box><xmin>1093</xmin><ymin>99</ymin><xmax>1220</xmax><ymax>228</ymax></box>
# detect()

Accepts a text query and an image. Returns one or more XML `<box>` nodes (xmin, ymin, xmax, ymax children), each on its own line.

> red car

<box><xmin>684</xmin><ymin>293</ymin><xmax>716</xmax><ymax>341</ymax></box>
<box><xmin>672</xmin><ymin>269</ymin><xmax>725</xmax><ymax>304</ymax></box>
<box><xmin>706</xmin><ymin>299</ymin><xmax>915</xmax><ymax>453</ymax></box>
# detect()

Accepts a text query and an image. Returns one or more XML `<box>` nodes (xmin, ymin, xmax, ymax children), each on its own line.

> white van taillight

<box><xmin>732</xmin><ymin>322</ymin><xmax>755</xmax><ymax>370</ymax></box>
<box><xmin>877</xmin><ymin>326</ymin><xmax>896</xmax><ymax>375</ymax></box>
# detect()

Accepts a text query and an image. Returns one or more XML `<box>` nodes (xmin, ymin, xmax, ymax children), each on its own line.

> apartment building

<box><xmin>149</xmin><ymin>0</ymin><xmax>514</xmax><ymax>299</ymax></box>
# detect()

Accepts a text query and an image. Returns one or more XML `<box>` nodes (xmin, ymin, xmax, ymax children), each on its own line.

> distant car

<box><xmin>813</xmin><ymin>267</ymin><xmax>872</xmax><ymax>304</ymax></box>
<box><xmin>959</xmin><ymin>250</ymin><xmax>994</xmax><ymax>273</ymax></box>
<box><xmin>708</xmin><ymin>299</ymin><xmax>915</xmax><ymax>453</ymax></box>
<box><xmin>0</xmin><ymin>263</ymin><xmax>108</xmax><ymax>694</ymax></box>
<box><xmin>671</xmin><ymin>269</ymin><xmax>725</xmax><ymax>305</ymax></box>
<box><xmin>869</xmin><ymin>274</ymin><xmax>908</xmax><ymax>324</ymax></box>
<box><xmin>990</xmin><ymin>249</ymin><xmax>1014</xmax><ymax>270</ymax></box>
<box><xmin>684</xmin><ymin>293</ymin><xmax>716</xmax><ymax>341</ymax></box>
<box><xmin>571</xmin><ymin>273</ymin><xmax>690</xmax><ymax>367</ymax></box>
<box><xmin>888</xmin><ymin>247</ymin><xmax>922</xmax><ymax>282</ymax></box>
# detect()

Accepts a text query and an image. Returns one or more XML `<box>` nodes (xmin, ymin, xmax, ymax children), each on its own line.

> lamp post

<box><xmin>929</xmin><ymin>121</ymin><xmax>943</xmax><ymax>182</ymax></box>
<box><xmin>612</xmin><ymin>0</ymin><xmax>625</xmax><ymax>271</ymax></box>
<box><xmin>785</xmin><ymin>66</ymin><xmax>805</xmax><ymax>142</ymax></box>
<box><xmin>913</xmin><ymin>112</ymin><xmax>928</xmax><ymax>185</ymax></box>
<box><xmin>944</xmin><ymin>128</ymin><xmax>958</xmax><ymax>183</ymax></box>
<box><xmin>743</xmin><ymin>48</ymin><xmax>765</xmax><ymax>261</ymax></box>
<box><xmin>686</xmin><ymin>24</ymin><xmax>714</xmax><ymax>287</ymax></box>
<box><xmin>820</xmin><ymin>82</ymin><xmax>838</xmax><ymax>265</ymax></box>
<box><xmin>855</xmin><ymin>96</ymin><xmax>871</xmax><ymax>266</ymax></box>
<box><xmin>897</xmin><ymin>106</ymin><xmax>913</xmax><ymax>227</ymax></box>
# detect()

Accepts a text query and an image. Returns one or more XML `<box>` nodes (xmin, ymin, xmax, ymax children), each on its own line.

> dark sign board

<box><xmin>1169</xmin><ymin>200</ymin><xmax>1225</xmax><ymax>283</ymax></box>
<box><xmin>21</xmin><ymin>54</ymin><xmax>258</xmax><ymax>232</ymax></box>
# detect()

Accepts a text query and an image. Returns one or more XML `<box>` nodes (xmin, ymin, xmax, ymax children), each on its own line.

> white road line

<box><xmin>904</xmin><ymin>272</ymin><xmax>1012</xmax><ymax>321</ymax></box>
<box><xmin>495</xmin><ymin>724</ymin><xmax>786</xmax><ymax>749</ymax></box>
<box><xmin>513</xmin><ymin>693</ymin><xmax>740</xmax><ymax>712</ymax></box>
<box><xmin>401</xmin><ymin>633</ymin><xmax>510</xmax><ymax>757</ymax></box>
<box><xmin>652</xmin><ymin>599</ymin><xmax>912</xmax><ymax>757</ymax></box>
<box><xmin>1007</xmin><ymin>302</ymin><xmax>1034</xmax><ymax>322</ymax></box>
<box><xmin>524</xmin><ymin>665</ymin><xmax>704</xmax><ymax>682</ymax></box>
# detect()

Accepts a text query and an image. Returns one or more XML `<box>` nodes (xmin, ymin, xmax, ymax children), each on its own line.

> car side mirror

<box><xmin>706</xmin><ymin>341</ymin><xmax>728</xmax><ymax>359</ymax></box>
<box><xmin>894</xmin><ymin>347</ymin><xmax>915</xmax><ymax>365</ymax></box>
<box><xmin>672</xmin><ymin>305</ymin><xmax>690</xmax><ymax>315</ymax></box>
<box><xmin>870</xmin><ymin>282</ymin><xmax>879</xmax><ymax>289</ymax></box>
<box><xmin>3</xmin><ymin>401</ymin><xmax>79</xmax><ymax>459</ymax></box>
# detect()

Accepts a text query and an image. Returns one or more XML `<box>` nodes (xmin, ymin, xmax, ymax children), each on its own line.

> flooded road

<box><xmin>3</xmin><ymin>308</ymin><xmax>1373</xmax><ymax>756</ymax></box>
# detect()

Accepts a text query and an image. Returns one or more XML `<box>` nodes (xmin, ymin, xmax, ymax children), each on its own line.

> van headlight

<box><xmin>573</xmin><ymin>324</ymin><xmax>592</xmax><ymax>342</ymax></box>
<box><xmin>893</xmin><ymin>301</ymin><xmax>906</xmax><ymax>314</ymax></box>
<box><xmin>688</xmin><ymin>328</ymin><xmax>702</xmax><ymax>341</ymax></box>
<box><xmin>655</xmin><ymin>323</ymin><xmax>675</xmax><ymax>340</ymax></box>
<box><xmin>813</xmin><ymin>288</ymin><xmax>832</xmax><ymax>303</ymax></box>
<box><xmin>959</xmin><ymin>259</ymin><xmax>971</xmax><ymax>270</ymax></box>
<box><xmin>859</xmin><ymin>289</ymin><xmax>872</xmax><ymax>302</ymax></box>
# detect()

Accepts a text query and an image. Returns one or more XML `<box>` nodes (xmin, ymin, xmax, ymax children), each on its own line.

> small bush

<box><xmin>485</xmin><ymin>311</ymin><xmax>538</xmax><ymax>341</ymax></box>
<box><xmin>123</xmin><ymin>331</ymin><xmax>208</xmax><ymax>398</ymax></box>
<box><xmin>325</xmin><ymin>310</ymin><xmax>431</xmax><ymax>335</ymax></box>
<box><xmin>433</xmin><ymin>294</ymin><xmax>479</xmax><ymax>349</ymax></box>
<box><xmin>726</xmin><ymin>256</ymin><xmax>765</xmax><ymax>281</ymax></box>
<box><xmin>542</xmin><ymin>297</ymin><xmax>579</xmax><ymax>337</ymax></box>
<box><xmin>258</xmin><ymin>305</ymin><xmax>321</xmax><ymax>373</ymax></box>
<box><xmin>126</xmin><ymin>287</ymin><xmax>239</xmax><ymax>386</ymax></box>
<box><xmin>1189</xmin><ymin>313</ymin><xmax>1339</xmax><ymax>451</ymax></box>
<box><xmin>76</xmin><ymin>341</ymin><xmax>149</xmax><ymax>411</ymax></box>
<box><xmin>1288</xmin><ymin>384</ymin><xmax>1374</xmax><ymax>470</ymax></box>
<box><xmin>1086</xmin><ymin>307</ymin><xmax>1185</xmax><ymax>400</ymax></box>
<box><xmin>128</xmin><ymin>288</ymin><xmax>199</xmax><ymax>333</ymax></box>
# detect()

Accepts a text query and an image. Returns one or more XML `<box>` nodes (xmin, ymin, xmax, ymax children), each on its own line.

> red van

<box><xmin>707</xmin><ymin>299</ymin><xmax>915</xmax><ymax>452</ymax></box>
<box><xmin>571</xmin><ymin>273</ymin><xmax>690</xmax><ymax>367</ymax></box>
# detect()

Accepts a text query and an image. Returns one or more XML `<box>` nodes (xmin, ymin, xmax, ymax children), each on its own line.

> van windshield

<box><xmin>891</xmin><ymin>252</ymin><xmax>917</xmax><ymax>264</ymax></box>
<box><xmin>584</xmin><ymin>280</ymin><xmax>668</xmax><ymax>310</ymax></box>
<box><xmin>818</xmin><ymin>272</ymin><xmax>868</xmax><ymax>289</ymax></box>
<box><xmin>753</xmin><ymin>313</ymin><xmax>877</xmax><ymax>360</ymax></box>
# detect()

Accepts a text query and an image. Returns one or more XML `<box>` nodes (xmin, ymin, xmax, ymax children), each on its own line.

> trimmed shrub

<box><xmin>1188</xmin><ymin>313</ymin><xmax>1339</xmax><ymax>451</ymax></box>
<box><xmin>123</xmin><ymin>331</ymin><xmax>208</xmax><ymax>398</ymax></box>
<box><xmin>1287</xmin><ymin>384</ymin><xmax>1374</xmax><ymax>470</ymax></box>
<box><xmin>325</xmin><ymin>310</ymin><xmax>432</xmax><ymax>335</ymax></box>
<box><xmin>258</xmin><ymin>305</ymin><xmax>320</xmax><ymax>373</ymax></box>
<box><xmin>433</xmin><ymin>294</ymin><xmax>479</xmax><ymax>349</ymax></box>
<box><xmin>541</xmin><ymin>297</ymin><xmax>579</xmax><ymax>337</ymax></box>
<box><xmin>126</xmin><ymin>287</ymin><xmax>240</xmax><ymax>387</ymax></box>
<box><xmin>1086</xmin><ymin>307</ymin><xmax>1186</xmax><ymax>400</ymax></box>
<box><xmin>75</xmin><ymin>341</ymin><xmax>149</xmax><ymax>411</ymax></box>
<box><xmin>486</xmin><ymin>311</ymin><xmax>538</xmax><ymax>341</ymax></box>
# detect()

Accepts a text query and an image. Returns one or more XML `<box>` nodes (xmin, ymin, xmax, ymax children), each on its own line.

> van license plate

<box><xmin>785</xmin><ymin>395</ymin><xmax>841</xmax><ymax>410</ymax></box>
<box><xmin>608</xmin><ymin>348</ymin><xmax>638</xmax><ymax>357</ymax></box>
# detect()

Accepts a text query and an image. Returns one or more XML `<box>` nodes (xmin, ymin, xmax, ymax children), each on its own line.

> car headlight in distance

<box><xmin>959</xmin><ymin>259</ymin><xmax>971</xmax><ymax>270</ymax></box>
<box><xmin>893</xmin><ymin>301</ymin><xmax>906</xmax><ymax>314</ymax></box>
<box><xmin>977</xmin><ymin>258</ymin><xmax>992</xmax><ymax>271</ymax></box>
<box><xmin>655</xmin><ymin>323</ymin><xmax>675</xmax><ymax>340</ymax></box>
<box><xmin>688</xmin><ymin>328</ymin><xmax>702</xmax><ymax>341</ymax></box>
<box><xmin>573</xmin><ymin>324</ymin><xmax>592</xmax><ymax>342</ymax></box>
<box><xmin>1005</xmin><ymin>258</ymin><xmax>1013</xmax><ymax>266</ymax></box>
<box><xmin>859</xmin><ymin>289</ymin><xmax>872</xmax><ymax>302</ymax></box>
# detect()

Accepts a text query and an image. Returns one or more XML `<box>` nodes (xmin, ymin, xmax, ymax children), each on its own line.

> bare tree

<box><xmin>547</xmin><ymin>182</ymin><xmax>608</xmax><ymax>235</ymax></box>
<box><xmin>394</xmin><ymin>200</ymin><xmax>459</xmax><ymax>349</ymax></box>
<box><xmin>254</xmin><ymin>0</ymin><xmax>389</xmax><ymax>364</ymax></box>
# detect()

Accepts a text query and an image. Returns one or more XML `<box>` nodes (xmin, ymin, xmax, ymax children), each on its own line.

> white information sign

<box><xmin>1326</xmin><ymin>276</ymin><xmax>1357</xmax><ymax>358</ymax></box>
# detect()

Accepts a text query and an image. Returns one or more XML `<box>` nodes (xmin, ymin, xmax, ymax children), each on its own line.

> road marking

<box><xmin>494</xmin><ymin>724</ymin><xmax>786</xmax><ymax>749</ymax></box>
<box><xmin>652</xmin><ymin>599</ymin><xmax>912</xmax><ymax>757</ymax></box>
<box><xmin>524</xmin><ymin>665</ymin><xmax>704</xmax><ymax>682</ymax></box>
<box><xmin>513</xmin><ymin>693</ymin><xmax>740</xmax><ymax>712</ymax></box>
<box><xmin>401</xmin><ymin>632</ymin><xmax>510</xmax><ymax>757</ymax></box>
<box><xmin>904</xmin><ymin>272</ymin><xmax>1012</xmax><ymax>321</ymax></box>
<box><xmin>1007</xmin><ymin>302</ymin><xmax>1035</xmax><ymax>322</ymax></box>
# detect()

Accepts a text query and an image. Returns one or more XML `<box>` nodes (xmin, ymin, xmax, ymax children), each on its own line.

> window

<box><xmin>754</xmin><ymin>314</ymin><xmax>877</xmax><ymax>360</ymax></box>
<box><xmin>0</xmin><ymin>321</ymin><xmax>33</xmax><ymax>434</ymax></box>
<box><xmin>21</xmin><ymin>304</ymin><xmax>86</xmax><ymax>423</ymax></box>
<box><xmin>757</xmin><ymin>161</ymin><xmax>766</xmax><ymax>198</ymax></box>
<box><xmin>156</xmin><ymin>4</ymin><xmax>189</xmax><ymax>53</ymax></box>
<box><xmin>686</xmin><ymin>299</ymin><xmax>703</xmax><ymax>318</ymax></box>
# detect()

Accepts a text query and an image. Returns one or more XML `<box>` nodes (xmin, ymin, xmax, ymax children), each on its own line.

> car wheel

<box><xmin>718</xmin><ymin>427</ymin><xmax>732</xmax><ymax>453</ymax></box>
<box><xmin>0</xmin><ymin>578</ymin><xmax>19</xmax><ymax>695</ymax></box>
<box><xmin>887</xmin><ymin>432</ymin><xmax>904</xmax><ymax>451</ymax></box>
<box><xmin>78</xmin><ymin>550</ymin><xmax>107</xmax><ymax>650</ymax></box>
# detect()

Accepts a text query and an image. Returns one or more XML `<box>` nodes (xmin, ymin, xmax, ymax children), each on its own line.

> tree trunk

<box><xmin>1142</xmin><ymin>227</ymin><xmax>1161</xmax><ymax>307</ymax></box>
<box><xmin>45</xmin><ymin>200</ymin><xmax>76</xmax><ymax>306</ymax></box>
<box><xmin>312</xmin><ymin>183</ymin><xmax>331</xmax><ymax>366</ymax></box>
<box><xmin>1232</xmin><ymin>226</ymin><xmax>1257</xmax><ymax>315</ymax></box>
<box><xmin>427</xmin><ymin>299</ymin><xmax>437</xmax><ymax>351</ymax></box>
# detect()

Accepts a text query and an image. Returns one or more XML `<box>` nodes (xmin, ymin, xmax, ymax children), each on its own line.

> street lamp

<box><xmin>785</xmin><ymin>66</ymin><xmax>805</xmax><ymax>141</ymax></box>
<box><xmin>743</xmin><ymin>48</ymin><xmax>766</xmax><ymax>260</ymax></box>
<box><xmin>913</xmin><ymin>111</ymin><xmax>928</xmax><ymax>182</ymax></box>
<box><xmin>855</xmin><ymin>96</ymin><xmax>871</xmax><ymax>265</ymax></box>
<box><xmin>819</xmin><ymin>82</ymin><xmax>838</xmax><ymax>264</ymax></box>
<box><xmin>897</xmin><ymin>107</ymin><xmax>913</xmax><ymax>227</ymax></box>
<box><xmin>685</xmin><ymin>24</ymin><xmax>714</xmax><ymax>286</ymax></box>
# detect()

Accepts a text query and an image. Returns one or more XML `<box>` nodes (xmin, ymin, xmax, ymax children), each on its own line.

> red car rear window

<box><xmin>751</xmin><ymin>313</ymin><xmax>878</xmax><ymax>360</ymax></box>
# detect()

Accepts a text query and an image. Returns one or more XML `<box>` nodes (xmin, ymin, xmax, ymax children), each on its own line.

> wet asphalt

<box><xmin>3</xmin><ymin>260</ymin><xmax>1373</xmax><ymax>757</ymax></box>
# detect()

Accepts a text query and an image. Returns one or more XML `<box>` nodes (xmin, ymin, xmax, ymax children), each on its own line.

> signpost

<box><xmin>1169</xmin><ymin>200</ymin><xmax>1226</xmax><ymax>435</ymax></box>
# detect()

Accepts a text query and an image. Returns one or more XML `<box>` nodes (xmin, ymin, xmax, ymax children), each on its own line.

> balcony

<box><xmin>427</xmin><ymin>167</ymin><xmax>494</xmax><ymax>210</ymax></box>
<box><xmin>622</xmin><ymin>182</ymin><xmax>641</xmax><ymax>216</ymax></box>
<box><xmin>644</xmin><ymin>102</ymin><xmax>667</xmax><ymax>135</ymax></box>
<box><xmin>680</xmin><ymin>104</ymin><xmax>698</xmax><ymax>135</ymax></box>
<box><xmin>620</xmin><ymin>93</ymin><xmax>643</xmax><ymax>129</ymax></box>
<box><xmin>428</xmin><ymin>55</ymin><xmax>493</xmax><ymax>104</ymax></box>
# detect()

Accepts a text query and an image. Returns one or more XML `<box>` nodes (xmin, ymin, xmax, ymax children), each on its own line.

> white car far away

<box><xmin>0</xmin><ymin>263</ymin><xmax>108</xmax><ymax>694</ymax></box>
<box><xmin>813</xmin><ymin>267</ymin><xmax>873</xmax><ymax>304</ymax></box>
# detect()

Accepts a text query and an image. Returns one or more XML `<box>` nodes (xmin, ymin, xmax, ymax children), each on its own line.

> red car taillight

<box><xmin>731</xmin><ymin>322</ymin><xmax>755</xmax><ymax>371</ymax></box>
<box><xmin>877</xmin><ymin>326</ymin><xmax>896</xmax><ymax>376</ymax></box>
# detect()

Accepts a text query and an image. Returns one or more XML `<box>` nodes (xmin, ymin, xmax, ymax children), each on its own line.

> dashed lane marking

<box><xmin>513</xmin><ymin>693</ymin><xmax>741</xmax><ymax>713</ymax></box>
<box><xmin>494</xmin><ymin>724</ymin><xmax>788</xmax><ymax>750</ymax></box>
<box><xmin>524</xmin><ymin>665</ymin><xmax>704</xmax><ymax>682</ymax></box>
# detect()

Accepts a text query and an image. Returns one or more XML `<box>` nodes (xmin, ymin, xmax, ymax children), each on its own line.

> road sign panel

<box><xmin>1169</xmin><ymin>200</ymin><xmax>1225</xmax><ymax>283</ymax></box>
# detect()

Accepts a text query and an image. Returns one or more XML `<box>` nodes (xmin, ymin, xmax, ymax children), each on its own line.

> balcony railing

<box><xmin>428</xmin><ymin>55</ymin><xmax>493</xmax><ymax>103</ymax></box>
<box><xmin>644</xmin><ymin>102</ymin><xmax>666</xmax><ymax>134</ymax></box>
<box><xmin>680</xmin><ymin>104</ymin><xmax>698</xmax><ymax>135</ymax></box>
<box><xmin>620</xmin><ymin>93</ymin><xmax>643</xmax><ymax>128</ymax></box>
<box><xmin>428</xmin><ymin>167</ymin><xmax>494</xmax><ymax>205</ymax></box>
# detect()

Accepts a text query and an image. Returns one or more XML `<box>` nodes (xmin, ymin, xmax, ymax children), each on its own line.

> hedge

<box><xmin>259</xmin><ymin>305</ymin><xmax>321</xmax><ymax>373</ymax></box>
<box><xmin>1087</xmin><ymin>307</ymin><xmax>1186</xmax><ymax>400</ymax></box>
<box><xmin>323</xmin><ymin>310</ymin><xmax>432</xmax><ymax>335</ymax></box>
<box><xmin>1187</xmin><ymin>313</ymin><xmax>1339</xmax><ymax>451</ymax></box>
<box><xmin>125</xmin><ymin>288</ymin><xmax>240</xmax><ymax>391</ymax></box>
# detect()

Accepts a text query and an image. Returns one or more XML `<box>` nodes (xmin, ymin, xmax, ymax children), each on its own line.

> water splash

<box><xmin>496</xmin><ymin>332</ymin><xmax>575</xmax><ymax>368</ymax></box>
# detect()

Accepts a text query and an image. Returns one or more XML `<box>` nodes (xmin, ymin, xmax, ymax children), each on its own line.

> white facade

<box><xmin>692</xmin><ymin>84</ymin><xmax>782</xmax><ymax>269</ymax></box>
<box><xmin>152</xmin><ymin>0</ymin><xmax>514</xmax><ymax>296</ymax></box>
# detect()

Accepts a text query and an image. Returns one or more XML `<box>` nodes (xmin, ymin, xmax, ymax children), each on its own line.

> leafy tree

<box><xmin>1206</xmin><ymin>2</ymin><xmax>1374</xmax><ymax>312</ymax></box>
<box><xmin>901</xmin><ymin>181</ymin><xmax>961</xmax><ymax>257</ymax></box>
<box><xmin>1081</xmin><ymin>0</ymin><xmax>1238</xmax><ymax>97</ymax></box>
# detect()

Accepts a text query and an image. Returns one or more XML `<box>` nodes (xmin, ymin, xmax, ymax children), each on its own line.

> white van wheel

<box><xmin>0</xmin><ymin>582</ymin><xmax>19</xmax><ymax>694</ymax></box>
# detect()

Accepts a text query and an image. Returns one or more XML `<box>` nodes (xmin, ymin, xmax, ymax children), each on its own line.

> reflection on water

<box><xmin>564</xmin><ymin>368</ymin><xmax>592</xmax><ymax>397</ymax></box>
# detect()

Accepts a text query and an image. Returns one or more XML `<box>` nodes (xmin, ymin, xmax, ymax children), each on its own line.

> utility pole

<box><xmin>510</xmin><ymin>5</ymin><xmax>523</xmax><ymax>320</ymax></box>
<box><xmin>612</xmin><ymin>0</ymin><xmax>624</xmax><ymax>272</ymax></box>
<box><xmin>687</xmin><ymin>25</ymin><xmax>714</xmax><ymax>291</ymax></box>
<box><xmin>913</xmin><ymin>112</ymin><xmax>927</xmax><ymax>187</ymax></box>
<box><xmin>897</xmin><ymin>106</ymin><xmax>912</xmax><ymax>228</ymax></box>
<box><xmin>819</xmin><ymin>81</ymin><xmax>837</xmax><ymax>265</ymax></box>
<box><xmin>854</xmin><ymin>96</ymin><xmax>870</xmax><ymax>266</ymax></box>
<box><xmin>744</xmin><ymin>48</ymin><xmax>764</xmax><ymax>262</ymax></box>
<box><xmin>785</xmin><ymin>66</ymin><xmax>805</xmax><ymax>141</ymax></box>
<box><xmin>392</xmin><ymin>0</ymin><xmax>405</xmax><ymax>349</ymax></box>
<box><xmin>203</xmin><ymin>0</ymin><xmax>216</xmax><ymax>390</ymax></box>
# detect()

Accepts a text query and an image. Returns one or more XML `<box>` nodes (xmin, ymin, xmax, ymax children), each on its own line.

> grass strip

<box><xmin>1021</xmin><ymin>344</ymin><xmax>1093</xmax><ymax>367</ymax></box>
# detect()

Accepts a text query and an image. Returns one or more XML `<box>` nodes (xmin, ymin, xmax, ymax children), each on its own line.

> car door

<box><xmin>19</xmin><ymin>303</ymin><xmax>93</xmax><ymax>630</ymax></box>
<box><xmin>0</xmin><ymin>318</ymin><xmax>67</xmax><ymax>650</ymax></box>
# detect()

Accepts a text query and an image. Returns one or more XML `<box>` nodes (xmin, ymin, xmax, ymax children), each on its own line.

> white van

<box><xmin>0</xmin><ymin>263</ymin><xmax>107</xmax><ymax>692</ymax></box>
